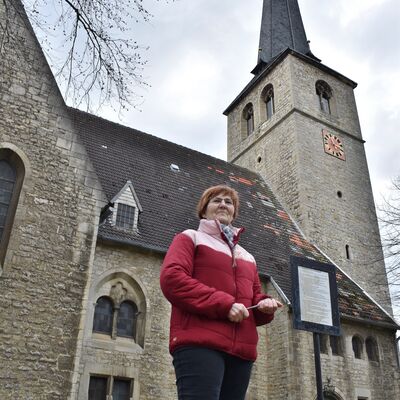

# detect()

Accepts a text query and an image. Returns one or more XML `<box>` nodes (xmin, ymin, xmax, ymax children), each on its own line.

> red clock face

<box><xmin>322</xmin><ymin>130</ymin><xmax>345</xmax><ymax>160</ymax></box>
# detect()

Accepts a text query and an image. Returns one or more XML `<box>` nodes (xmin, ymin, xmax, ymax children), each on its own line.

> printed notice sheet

<box><xmin>298</xmin><ymin>266</ymin><xmax>333</xmax><ymax>326</ymax></box>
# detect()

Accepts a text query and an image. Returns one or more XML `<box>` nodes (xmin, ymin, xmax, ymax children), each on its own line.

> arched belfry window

<box><xmin>261</xmin><ymin>84</ymin><xmax>274</xmax><ymax>120</ymax></box>
<box><xmin>243</xmin><ymin>103</ymin><xmax>254</xmax><ymax>136</ymax></box>
<box><xmin>0</xmin><ymin>149</ymin><xmax>25</xmax><ymax>267</ymax></box>
<box><xmin>316</xmin><ymin>80</ymin><xmax>332</xmax><ymax>114</ymax></box>
<box><xmin>117</xmin><ymin>300</ymin><xmax>138</xmax><ymax>338</ymax></box>
<box><xmin>366</xmin><ymin>337</ymin><xmax>379</xmax><ymax>362</ymax></box>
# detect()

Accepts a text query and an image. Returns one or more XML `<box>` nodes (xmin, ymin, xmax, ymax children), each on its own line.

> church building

<box><xmin>0</xmin><ymin>1</ymin><xmax>399</xmax><ymax>399</ymax></box>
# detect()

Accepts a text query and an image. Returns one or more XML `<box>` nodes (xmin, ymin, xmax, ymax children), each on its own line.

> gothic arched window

<box><xmin>0</xmin><ymin>160</ymin><xmax>16</xmax><ymax>242</ymax></box>
<box><xmin>243</xmin><ymin>103</ymin><xmax>254</xmax><ymax>136</ymax></box>
<box><xmin>93</xmin><ymin>296</ymin><xmax>114</xmax><ymax>335</ymax></box>
<box><xmin>262</xmin><ymin>84</ymin><xmax>274</xmax><ymax>120</ymax></box>
<box><xmin>316</xmin><ymin>80</ymin><xmax>332</xmax><ymax>114</ymax></box>
<box><xmin>352</xmin><ymin>335</ymin><xmax>363</xmax><ymax>359</ymax></box>
<box><xmin>117</xmin><ymin>300</ymin><xmax>138</xmax><ymax>339</ymax></box>
<box><xmin>366</xmin><ymin>337</ymin><xmax>379</xmax><ymax>362</ymax></box>
<box><xmin>0</xmin><ymin>150</ymin><xmax>25</xmax><ymax>267</ymax></box>
<box><xmin>91</xmin><ymin>277</ymin><xmax>147</xmax><ymax>347</ymax></box>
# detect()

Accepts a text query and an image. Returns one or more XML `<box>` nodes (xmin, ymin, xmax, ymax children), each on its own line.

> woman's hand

<box><xmin>228</xmin><ymin>303</ymin><xmax>249</xmax><ymax>322</ymax></box>
<box><xmin>256</xmin><ymin>298</ymin><xmax>283</xmax><ymax>314</ymax></box>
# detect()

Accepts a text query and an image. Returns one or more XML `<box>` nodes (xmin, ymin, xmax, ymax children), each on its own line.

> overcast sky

<box><xmin>97</xmin><ymin>0</ymin><xmax>400</xmax><ymax>210</ymax></box>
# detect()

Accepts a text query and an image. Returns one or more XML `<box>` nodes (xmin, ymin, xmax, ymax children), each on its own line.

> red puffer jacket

<box><xmin>160</xmin><ymin>219</ymin><xmax>274</xmax><ymax>361</ymax></box>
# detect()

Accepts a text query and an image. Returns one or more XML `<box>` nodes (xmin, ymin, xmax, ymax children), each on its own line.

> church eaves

<box><xmin>252</xmin><ymin>0</ymin><xmax>320</xmax><ymax>75</ymax></box>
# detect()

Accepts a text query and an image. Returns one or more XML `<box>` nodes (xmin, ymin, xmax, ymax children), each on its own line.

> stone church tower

<box><xmin>224</xmin><ymin>0</ymin><xmax>391</xmax><ymax>311</ymax></box>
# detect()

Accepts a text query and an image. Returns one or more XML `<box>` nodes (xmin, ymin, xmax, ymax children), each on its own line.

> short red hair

<box><xmin>197</xmin><ymin>185</ymin><xmax>239</xmax><ymax>220</ymax></box>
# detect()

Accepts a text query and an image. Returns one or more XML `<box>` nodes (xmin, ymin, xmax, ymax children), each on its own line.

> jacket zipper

<box><xmin>216</xmin><ymin>220</ymin><xmax>239</xmax><ymax>350</ymax></box>
<box><xmin>232</xmin><ymin>248</ymin><xmax>237</xmax><ymax>350</ymax></box>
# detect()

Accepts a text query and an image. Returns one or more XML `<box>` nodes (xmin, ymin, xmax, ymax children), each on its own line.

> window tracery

<box><xmin>243</xmin><ymin>103</ymin><xmax>254</xmax><ymax>136</ymax></box>
<box><xmin>316</xmin><ymin>80</ymin><xmax>332</xmax><ymax>114</ymax></box>
<box><xmin>261</xmin><ymin>84</ymin><xmax>274</xmax><ymax>120</ymax></box>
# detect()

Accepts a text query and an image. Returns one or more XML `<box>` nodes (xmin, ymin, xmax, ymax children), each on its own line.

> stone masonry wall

<box><xmin>71</xmin><ymin>244</ymin><xmax>176</xmax><ymax>400</ymax></box>
<box><xmin>0</xmin><ymin>2</ymin><xmax>104</xmax><ymax>398</ymax></box>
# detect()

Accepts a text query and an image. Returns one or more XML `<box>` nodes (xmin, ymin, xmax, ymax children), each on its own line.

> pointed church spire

<box><xmin>253</xmin><ymin>0</ymin><xmax>319</xmax><ymax>74</ymax></box>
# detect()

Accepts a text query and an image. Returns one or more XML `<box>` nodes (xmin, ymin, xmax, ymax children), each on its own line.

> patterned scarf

<box><xmin>221</xmin><ymin>224</ymin><xmax>235</xmax><ymax>249</ymax></box>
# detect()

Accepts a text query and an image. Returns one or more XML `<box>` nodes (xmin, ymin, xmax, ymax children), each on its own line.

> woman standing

<box><xmin>160</xmin><ymin>185</ymin><xmax>282</xmax><ymax>400</ymax></box>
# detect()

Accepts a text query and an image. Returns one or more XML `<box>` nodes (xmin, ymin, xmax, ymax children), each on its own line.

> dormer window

<box><xmin>243</xmin><ymin>103</ymin><xmax>254</xmax><ymax>136</ymax></box>
<box><xmin>261</xmin><ymin>84</ymin><xmax>274</xmax><ymax>120</ymax></box>
<box><xmin>316</xmin><ymin>80</ymin><xmax>332</xmax><ymax>114</ymax></box>
<box><xmin>116</xmin><ymin>203</ymin><xmax>136</xmax><ymax>230</ymax></box>
<box><xmin>110</xmin><ymin>180</ymin><xmax>143</xmax><ymax>232</ymax></box>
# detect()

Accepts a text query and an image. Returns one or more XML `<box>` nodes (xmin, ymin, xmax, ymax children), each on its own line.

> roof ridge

<box><xmin>67</xmin><ymin>106</ymin><xmax>260</xmax><ymax>177</ymax></box>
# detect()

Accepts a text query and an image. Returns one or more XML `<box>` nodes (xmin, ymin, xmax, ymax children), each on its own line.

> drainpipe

<box><xmin>396</xmin><ymin>335</ymin><xmax>400</xmax><ymax>368</ymax></box>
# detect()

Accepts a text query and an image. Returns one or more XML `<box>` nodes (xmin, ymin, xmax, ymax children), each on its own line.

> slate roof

<box><xmin>68</xmin><ymin>108</ymin><xmax>398</xmax><ymax>329</ymax></box>
<box><xmin>256</xmin><ymin>0</ymin><xmax>315</xmax><ymax>68</ymax></box>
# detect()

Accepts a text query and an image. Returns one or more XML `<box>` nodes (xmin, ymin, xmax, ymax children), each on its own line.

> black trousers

<box><xmin>172</xmin><ymin>346</ymin><xmax>253</xmax><ymax>400</ymax></box>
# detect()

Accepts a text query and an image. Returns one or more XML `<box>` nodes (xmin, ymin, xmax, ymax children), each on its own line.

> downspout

<box><xmin>396</xmin><ymin>335</ymin><xmax>400</xmax><ymax>368</ymax></box>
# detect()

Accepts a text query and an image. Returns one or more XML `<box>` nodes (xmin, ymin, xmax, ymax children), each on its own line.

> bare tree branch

<box><xmin>3</xmin><ymin>0</ymin><xmax>174</xmax><ymax>111</ymax></box>
<box><xmin>379</xmin><ymin>177</ymin><xmax>400</xmax><ymax>312</ymax></box>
